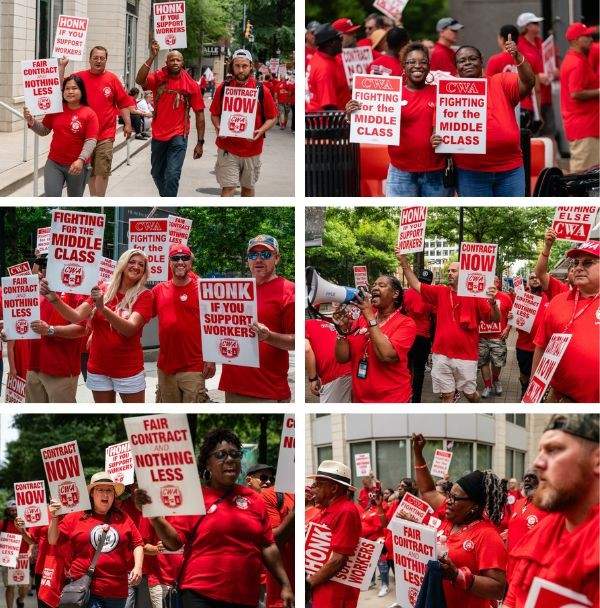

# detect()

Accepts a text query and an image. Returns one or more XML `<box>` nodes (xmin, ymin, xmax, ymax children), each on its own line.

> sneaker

<box><xmin>494</xmin><ymin>381</ymin><xmax>503</xmax><ymax>395</ymax></box>
<box><xmin>481</xmin><ymin>387</ymin><xmax>492</xmax><ymax>398</ymax></box>
<box><xmin>16</xmin><ymin>600</ymin><xmax>24</xmax><ymax>608</ymax></box>
<box><xmin>377</xmin><ymin>585</ymin><xmax>390</xmax><ymax>597</ymax></box>
<box><xmin>452</xmin><ymin>390</ymin><xmax>461</xmax><ymax>402</ymax></box>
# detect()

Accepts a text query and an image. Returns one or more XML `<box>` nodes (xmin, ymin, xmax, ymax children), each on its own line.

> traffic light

<box><xmin>244</xmin><ymin>21</ymin><xmax>253</xmax><ymax>39</ymax></box>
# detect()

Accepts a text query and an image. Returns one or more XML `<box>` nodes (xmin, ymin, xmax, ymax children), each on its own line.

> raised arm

<box><xmin>411</xmin><ymin>434</ymin><xmax>446</xmax><ymax>511</ymax></box>
<box><xmin>504</xmin><ymin>34</ymin><xmax>535</xmax><ymax>97</ymax></box>
<box><xmin>136</xmin><ymin>40</ymin><xmax>159</xmax><ymax>88</ymax></box>
<box><xmin>396</xmin><ymin>250</ymin><xmax>422</xmax><ymax>293</ymax></box>
<box><xmin>534</xmin><ymin>228</ymin><xmax>556</xmax><ymax>291</ymax></box>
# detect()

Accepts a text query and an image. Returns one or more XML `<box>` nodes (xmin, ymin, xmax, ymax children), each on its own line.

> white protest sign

<box><xmin>52</xmin><ymin>15</ymin><xmax>89</xmax><ymax>61</ymax></box>
<box><xmin>457</xmin><ymin>242</ymin><xmax>497</xmax><ymax>299</ymax></box>
<box><xmin>168</xmin><ymin>215</ymin><xmax>192</xmax><ymax>245</ymax></box>
<box><xmin>5</xmin><ymin>375</ymin><xmax>26</xmax><ymax>403</ymax></box>
<box><xmin>7</xmin><ymin>262</ymin><xmax>31</xmax><ymax>277</ymax></box>
<box><xmin>436</xmin><ymin>78</ymin><xmax>487</xmax><ymax>154</ymax></box>
<box><xmin>7</xmin><ymin>553</ymin><xmax>30</xmax><ymax>585</ymax></box>
<box><xmin>354</xmin><ymin>453</ymin><xmax>371</xmax><ymax>477</ymax></box>
<box><xmin>21</xmin><ymin>59</ymin><xmax>62</xmax><ymax>116</ymax></box>
<box><xmin>0</xmin><ymin>533</ymin><xmax>22</xmax><ymax>568</ymax></box>
<box><xmin>342</xmin><ymin>47</ymin><xmax>374</xmax><ymax>86</ymax></box>
<box><xmin>153</xmin><ymin>2</ymin><xmax>187</xmax><ymax>49</ymax></box>
<box><xmin>98</xmin><ymin>257</ymin><xmax>116</xmax><ymax>284</ymax></box>
<box><xmin>124</xmin><ymin>414</ymin><xmax>205</xmax><ymax>517</ymax></box>
<box><xmin>524</xmin><ymin>577</ymin><xmax>593</xmax><ymax>608</ymax></box>
<box><xmin>47</xmin><ymin>210</ymin><xmax>105</xmax><ymax>295</ymax></box>
<box><xmin>430</xmin><ymin>449</ymin><xmax>452</xmax><ymax>478</ymax></box>
<box><xmin>391</xmin><ymin>519</ymin><xmax>437</xmax><ymax>607</ymax></box>
<box><xmin>1</xmin><ymin>276</ymin><xmax>40</xmax><ymax>340</ymax></box>
<box><xmin>218</xmin><ymin>87</ymin><xmax>258</xmax><ymax>139</ymax></box>
<box><xmin>198</xmin><ymin>278</ymin><xmax>259</xmax><ymax>367</ymax></box>
<box><xmin>36</xmin><ymin>227</ymin><xmax>51</xmax><ymax>254</ymax></box>
<box><xmin>332</xmin><ymin>537</ymin><xmax>384</xmax><ymax>590</ymax></box>
<box><xmin>513</xmin><ymin>276</ymin><xmax>525</xmax><ymax>295</ymax></box>
<box><xmin>14</xmin><ymin>481</ymin><xmax>48</xmax><ymax>528</ymax></box>
<box><xmin>541</xmin><ymin>36</ymin><xmax>557</xmax><ymax>78</ymax></box>
<box><xmin>397</xmin><ymin>207</ymin><xmax>427</xmax><ymax>254</ymax></box>
<box><xmin>353</xmin><ymin>266</ymin><xmax>368</xmax><ymax>288</ymax></box>
<box><xmin>373</xmin><ymin>0</ymin><xmax>409</xmax><ymax>20</ymax></box>
<box><xmin>269</xmin><ymin>58</ymin><xmax>280</xmax><ymax>74</ymax></box>
<box><xmin>105</xmin><ymin>441</ymin><xmax>135</xmax><ymax>486</ymax></box>
<box><xmin>551</xmin><ymin>206</ymin><xmax>598</xmax><ymax>242</ymax></box>
<box><xmin>277</xmin><ymin>64</ymin><xmax>287</xmax><ymax>79</ymax></box>
<box><xmin>41</xmin><ymin>440</ymin><xmax>91</xmax><ymax>515</ymax></box>
<box><xmin>350</xmin><ymin>74</ymin><xmax>402</xmax><ymax>145</ymax></box>
<box><xmin>387</xmin><ymin>493</ymin><xmax>433</xmax><ymax>528</ymax></box>
<box><xmin>522</xmin><ymin>333</ymin><xmax>572</xmax><ymax>403</ymax></box>
<box><xmin>275</xmin><ymin>414</ymin><xmax>295</xmax><ymax>493</ymax></box>
<box><xmin>128</xmin><ymin>218</ymin><xmax>169</xmax><ymax>282</ymax></box>
<box><xmin>508</xmin><ymin>291</ymin><xmax>542</xmax><ymax>334</ymax></box>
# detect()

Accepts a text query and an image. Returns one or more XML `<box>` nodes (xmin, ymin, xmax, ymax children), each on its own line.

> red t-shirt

<box><xmin>58</xmin><ymin>510</ymin><xmax>143</xmax><ymax>598</ymax></box>
<box><xmin>430</xmin><ymin>42</ymin><xmax>457</xmax><ymax>76</ymax></box>
<box><xmin>533</xmin><ymin>289</ymin><xmax>599</xmax><ymax>403</ymax></box>
<box><xmin>360</xmin><ymin>506</ymin><xmax>385</xmax><ymax>540</ymax></box>
<box><xmin>420</xmin><ymin>284</ymin><xmax>492</xmax><ymax>360</ymax></box>
<box><xmin>305</xmin><ymin>319</ymin><xmax>351</xmax><ymax>384</ymax></box>
<box><xmin>29</xmin><ymin>523</ymin><xmax>51</xmax><ymax>575</ymax></box>
<box><xmin>505</xmin><ymin>506</ymin><xmax>599</xmax><ymax>608</ymax></box>
<box><xmin>507</xmin><ymin>496</ymin><xmax>548</xmax><ymax>552</ymax></box>
<box><xmin>28</xmin><ymin>293</ymin><xmax>86</xmax><ymax>377</ymax></box>
<box><xmin>347</xmin><ymin>311</ymin><xmax>416</xmax><ymax>402</ymax></box>
<box><xmin>559</xmin><ymin>49</ymin><xmax>600</xmax><ymax>141</ymax></box>
<box><xmin>454</xmin><ymin>73</ymin><xmax>523</xmax><ymax>172</ymax></box>
<box><xmin>1</xmin><ymin>518</ymin><xmax>30</xmax><ymax>553</ymax></box>
<box><xmin>306</xmin><ymin>50</ymin><xmax>350</xmax><ymax>113</ymax></box>
<box><xmin>219</xmin><ymin>276</ymin><xmax>294</xmax><ymax>400</ymax></box>
<box><xmin>369</xmin><ymin>55</ymin><xmax>403</xmax><ymax>76</ymax></box>
<box><xmin>590</xmin><ymin>42</ymin><xmax>599</xmax><ymax>75</ymax></box>
<box><xmin>87</xmin><ymin>289</ymin><xmax>153</xmax><ymax>379</ymax></box>
<box><xmin>388</xmin><ymin>84</ymin><xmax>446</xmax><ymax>172</ymax></box>
<box><xmin>171</xmin><ymin>484</ymin><xmax>274</xmax><ymax>606</ymax></box>
<box><xmin>358</xmin><ymin>487</ymin><xmax>370</xmax><ymax>510</ymax></box>
<box><xmin>403</xmin><ymin>287</ymin><xmax>434</xmax><ymax>338</ymax></box>
<box><xmin>478</xmin><ymin>290</ymin><xmax>512</xmax><ymax>338</ymax></box>
<box><xmin>152</xmin><ymin>278</ymin><xmax>204</xmax><ymax>374</ymax></box>
<box><xmin>73</xmin><ymin>70</ymin><xmax>132</xmax><ymax>141</ymax></box>
<box><xmin>210</xmin><ymin>78</ymin><xmax>277</xmax><ymax>158</ymax></box>
<box><xmin>518</xmin><ymin>36</ymin><xmax>551</xmax><ymax>105</ymax></box>
<box><xmin>545</xmin><ymin>274</ymin><xmax>570</xmax><ymax>301</ymax></box>
<box><xmin>277</xmin><ymin>82</ymin><xmax>295</xmax><ymax>105</ymax></box>
<box><xmin>145</xmin><ymin>68</ymin><xmax>205</xmax><ymax>141</ymax></box>
<box><xmin>310</xmin><ymin>496</ymin><xmax>361</xmax><ymax>608</ymax></box>
<box><xmin>515</xmin><ymin>292</ymin><xmax>548</xmax><ymax>352</ymax></box>
<box><xmin>42</xmin><ymin>105</ymin><xmax>99</xmax><ymax>166</ymax></box>
<box><xmin>486</xmin><ymin>52</ymin><xmax>530</xmax><ymax>109</ymax></box>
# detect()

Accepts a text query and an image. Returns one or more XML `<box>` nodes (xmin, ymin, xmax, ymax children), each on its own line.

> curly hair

<box><xmin>197</xmin><ymin>428</ymin><xmax>242</xmax><ymax>478</ymax></box>
<box><xmin>481</xmin><ymin>470</ymin><xmax>507</xmax><ymax>524</ymax></box>
<box><xmin>380</xmin><ymin>275</ymin><xmax>404</xmax><ymax>309</ymax></box>
<box><xmin>400</xmin><ymin>42</ymin><xmax>430</xmax><ymax>66</ymax></box>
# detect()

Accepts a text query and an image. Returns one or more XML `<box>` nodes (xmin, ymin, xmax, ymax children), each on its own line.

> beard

<box><xmin>533</xmin><ymin>462</ymin><xmax>589</xmax><ymax>511</ymax></box>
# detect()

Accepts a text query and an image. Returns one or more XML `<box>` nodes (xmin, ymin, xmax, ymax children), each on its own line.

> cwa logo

<box><xmin>165</xmin><ymin>34</ymin><xmax>176</xmax><ymax>47</ymax></box>
<box><xmin>90</xmin><ymin>525</ymin><xmax>120</xmax><ymax>552</ymax></box>
<box><xmin>15</xmin><ymin>319</ymin><xmax>29</xmax><ymax>335</ymax></box>
<box><xmin>227</xmin><ymin>115</ymin><xmax>248</xmax><ymax>133</ymax></box>
<box><xmin>58</xmin><ymin>481</ymin><xmax>79</xmax><ymax>507</ymax></box>
<box><xmin>219</xmin><ymin>338</ymin><xmax>240</xmax><ymax>359</ymax></box>
<box><xmin>160</xmin><ymin>485</ymin><xmax>182</xmax><ymax>508</ymax></box>
<box><xmin>466</xmin><ymin>273</ymin><xmax>486</xmax><ymax>293</ymax></box>
<box><xmin>24</xmin><ymin>506</ymin><xmax>42</xmax><ymax>524</ymax></box>
<box><xmin>61</xmin><ymin>264</ymin><xmax>84</xmax><ymax>288</ymax></box>
<box><xmin>37</xmin><ymin>97</ymin><xmax>51</xmax><ymax>111</ymax></box>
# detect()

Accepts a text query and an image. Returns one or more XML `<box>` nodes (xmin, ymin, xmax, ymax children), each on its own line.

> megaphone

<box><xmin>306</xmin><ymin>266</ymin><xmax>359</xmax><ymax>307</ymax></box>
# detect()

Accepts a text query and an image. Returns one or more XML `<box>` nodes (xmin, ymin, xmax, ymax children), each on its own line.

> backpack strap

<box><xmin>276</xmin><ymin>491</ymin><xmax>284</xmax><ymax>511</ymax></box>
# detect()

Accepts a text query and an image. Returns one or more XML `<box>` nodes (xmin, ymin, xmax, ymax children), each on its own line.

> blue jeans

<box><xmin>378</xmin><ymin>559</ymin><xmax>390</xmax><ymax>586</ymax></box>
<box><xmin>386</xmin><ymin>166</ymin><xmax>452</xmax><ymax>197</ymax></box>
<box><xmin>88</xmin><ymin>595</ymin><xmax>127</xmax><ymax>608</ymax></box>
<box><xmin>150</xmin><ymin>135</ymin><xmax>188</xmax><ymax>197</ymax></box>
<box><xmin>456</xmin><ymin>165</ymin><xmax>525</xmax><ymax>197</ymax></box>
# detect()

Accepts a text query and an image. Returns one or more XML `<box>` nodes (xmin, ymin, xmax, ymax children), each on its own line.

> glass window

<box><xmin>376</xmin><ymin>439</ymin><xmax>408</xmax><ymax>491</ymax></box>
<box><xmin>124</xmin><ymin>10</ymin><xmax>138</xmax><ymax>89</ymax></box>
<box><xmin>505</xmin><ymin>448</ymin><xmax>513</xmax><ymax>478</ymax></box>
<box><xmin>505</xmin><ymin>414</ymin><xmax>526</xmax><ymax>428</ymax></box>
<box><xmin>316</xmin><ymin>445</ymin><xmax>332</xmax><ymax>464</ymax></box>
<box><xmin>448</xmin><ymin>442</ymin><xmax>473</xmax><ymax>480</ymax></box>
<box><xmin>514</xmin><ymin>451</ymin><xmax>525</xmax><ymax>479</ymax></box>
<box><xmin>37</xmin><ymin>0</ymin><xmax>63</xmax><ymax>58</ymax></box>
<box><xmin>349</xmin><ymin>441</ymin><xmax>373</xmax><ymax>489</ymax></box>
<box><xmin>315</xmin><ymin>414</ymin><xmax>329</xmax><ymax>418</ymax></box>
<box><xmin>476</xmin><ymin>444</ymin><xmax>492</xmax><ymax>470</ymax></box>
<box><xmin>418</xmin><ymin>439</ymin><xmax>443</xmax><ymax>472</ymax></box>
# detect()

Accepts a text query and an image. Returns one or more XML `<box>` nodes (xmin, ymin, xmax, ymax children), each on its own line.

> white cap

<box><xmin>232</xmin><ymin>49</ymin><xmax>253</xmax><ymax>62</ymax></box>
<box><xmin>516</xmin><ymin>12</ymin><xmax>544</xmax><ymax>28</ymax></box>
<box><xmin>307</xmin><ymin>460</ymin><xmax>356</xmax><ymax>490</ymax></box>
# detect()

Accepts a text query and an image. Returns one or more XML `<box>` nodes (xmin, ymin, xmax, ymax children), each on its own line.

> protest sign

<box><xmin>5</xmin><ymin>375</ymin><xmax>26</xmax><ymax>403</ymax></box>
<box><xmin>541</xmin><ymin>36</ymin><xmax>557</xmax><ymax>78</ymax></box>
<box><xmin>513</xmin><ymin>275</ymin><xmax>525</xmax><ymax>295</ymax></box>
<box><xmin>523</xmin><ymin>333</ymin><xmax>572</xmax><ymax>403</ymax></box>
<box><xmin>41</xmin><ymin>440</ymin><xmax>90</xmax><ymax>514</ymax></box>
<box><xmin>105</xmin><ymin>441</ymin><xmax>135</xmax><ymax>486</ymax></box>
<box><xmin>153</xmin><ymin>2</ymin><xmax>187</xmax><ymax>49</ymax></box>
<box><xmin>353</xmin><ymin>266</ymin><xmax>368</xmax><ymax>288</ymax></box>
<box><xmin>14</xmin><ymin>481</ymin><xmax>48</xmax><ymax>527</ymax></box>
<box><xmin>430</xmin><ymin>449</ymin><xmax>453</xmax><ymax>477</ymax></box>
<box><xmin>551</xmin><ymin>206</ymin><xmax>598</xmax><ymax>242</ymax></box>
<box><xmin>354</xmin><ymin>453</ymin><xmax>371</xmax><ymax>476</ymax></box>
<box><xmin>350</xmin><ymin>74</ymin><xmax>402</xmax><ymax>145</ymax></box>
<box><xmin>98</xmin><ymin>256</ymin><xmax>116</xmax><ymax>284</ymax></box>
<box><xmin>199</xmin><ymin>278</ymin><xmax>259</xmax><ymax>367</ymax></box>
<box><xmin>436</xmin><ymin>78</ymin><xmax>487</xmax><ymax>154</ymax></box>
<box><xmin>218</xmin><ymin>87</ymin><xmax>258</xmax><ymax>139</ymax></box>
<box><xmin>37</xmin><ymin>227</ymin><xmax>51</xmax><ymax>254</ymax></box>
<box><xmin>372</xmin><ymin>0</ymin><xmax>409</xmax><ymax>20</ymax></box>
<box><xmin>524</xmin><ymin>577</ymin><xmax>593</xmax><ymax>608</ymax></box>
<box><xmin>508</xmin><ymin>292</ymin><xmax>542</xmax><ymax>334</ymax></box>
<box><xmin>305</xmin><ymin>522</ymin><xmax>333</xmax><ymax>575</ymax></box>
<box><xmin>7</xmin><ymin>554</ymin><xmax>30</xmax><ymax>585</ymax></box>
<box><xmin>387</xmin><ymin>493</ymin><xmax>433</xmax><ymax>527</ymax></box>
<box><xmin>7</xmin><ymin>262</ymin><xmax>31</xmax><ymax>277</ymax></box>
<box><xmin>0</xmin><ymin>533</ymin><xmax>22</xmax><ymax>568</ymax></box>
<box><xmin>52</xmin><ymin>15</ymin><xmax>89</xmax><ymax>61</ymax></box>
<box><xmin>342</xmin><ymin>47</ymin><xmax>374</xmax><ymax>86</ymax></box>
<box><xmin>128</xmin><ymin>218</ymin><xmax>169</xmax><ymax>282</ymax></box>
<box><xmin>269</xmin><ymin>58</ymin><xmax>280</xmax><ymax>74</ymax></box>
<box><xmin>168</xmin><ymin>214</ymin><xmax>192</xmax><ymax>245</ymax></box>
<box><xmin>391</xmin><ymin>520</ymin><xmax>437</xmax><ymax>607</ymax></box>
<box><xmin>277</xmin><ymin>64</ymin><xmax>287</xmax><ymax>79</ymax></box>
<box><xmin>275</xmin><ymin>414</ymin><xmax>295</xmax><ymax>493</ymax></box>
<box><xmin>124</xmin><ymin>414</ymin><xmax>205</xmax><ymax>517</ymax></box>
<box><xmin>1</xmin><ymin>275</ymin><xmax>40</xmax><ymax>340</ymax></box>
<box><xmin>47</xmin><ymin>210</ymin><xmax>105</xmax><ymax>295</ymax></box>
<box><xmin>397</xmin><ymin>207</ymin><xmax>427</xmax><ymax>254</ymax></box>
<box><xmin>21</xmin><ymin>59</ymin><xmax>62</xmax><ymax>116</ymax></box>
<box><xmin>457</xmin><ymin>242</ymin><xmax>497</xmax><ymax>299</ymax></box>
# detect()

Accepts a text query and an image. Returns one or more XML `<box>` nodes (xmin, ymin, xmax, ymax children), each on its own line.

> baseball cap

<box><xmin>247</xmin><ymin>234</ymin><xmax>279</xmax><ymax>253</ymax></box>
<box><xmin>169</xmin><ymin>243</ymin><xmax>192</xmax><ymax>257</ymax></box>
<box><xmin>5</xmin><ymin>500</ymin><xmax>16</xmax><ymax>509</ymax></box>
<box><xmin>566</xmin><ymin>240</ymin><xmax>600</xmax><ymax>258</ymax></box>
<box><xmin>314</xmin><ymin>23</ymin><xmax>341</xmax><ymax>46</ymax></box>
<box><xmin>516</xmin><ymin>12</ymin><xmax>544</xmax><ymax>28</ymax></box>
<box><xmin>565</xmin><ymin>23</ymin><xmax>598</xmax><ymax>41</ymax></box>
<box><xmin>306</xmin><ymin>20</ymin><xmax>321</xmax><ymax>33</ymax></box>
<box><xmin>246</xmin><ymin>463</ymin><xmax>274</xmax><ymax>475</ymax></box>
<box><xmin>232</xmin><ymin>49</ymin><xmax>253</xmax><ymax>62</ymax></box>
<box><xmin>544</xmin><ymin>414</ymin><xmax>599</xmax><ymax>443</ymax></box>
<box><xmin>332</xmin><ymin>18</ymin><xmax>361</xmax><ymax>34</ymax></box>
<box><xmin>436</xmin><ymin>18</ymin><xmax>464</xmax><ymax>32</ymax></box>
<box><xmin>419</xmin><ymin>268</ymin><xmax>434</xmax><ymax>284</ymax></box>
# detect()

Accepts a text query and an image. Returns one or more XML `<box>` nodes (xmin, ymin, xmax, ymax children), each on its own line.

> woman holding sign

<box><xmin>411</xmin><ymin>434</ymin><xmax>508</xmax><ymax>608</ymax></box>
<box><xmin>23</xmin><ymin>75</ymin><xmax>99</xmax><ymax>197</ymax></box>
<box><xmin>135</xmin><ymin>428</ymin><xmax>294</xmax><ymax>608</ymax></box>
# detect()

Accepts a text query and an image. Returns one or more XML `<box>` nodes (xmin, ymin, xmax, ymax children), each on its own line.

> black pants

<box><xmin>181</xmin><ymin>589</ymin><xmax>253</xmax><ymax>608</ymax></box>
<box><xmin>408</xmin><ymin>335</ymin><xmax>432</xmax><ymax>403</ymax></box>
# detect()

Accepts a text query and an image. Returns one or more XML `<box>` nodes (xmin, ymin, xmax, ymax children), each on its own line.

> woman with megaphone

<box><xmin>334</xmin><ymin>275</ymin><xmax>417</xmax><ymax>402</ymax></box>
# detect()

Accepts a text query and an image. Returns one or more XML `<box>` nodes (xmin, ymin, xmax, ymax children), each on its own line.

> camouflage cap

<box><xmin>544</xmin><ymin>414</ymin><xmax>599</xmax><ymax>443</ymax></box>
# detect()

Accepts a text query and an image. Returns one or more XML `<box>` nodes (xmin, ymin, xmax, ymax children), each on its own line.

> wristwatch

<box><xmin>197</xmin><ymin>139</ymin><xmax>205</xmax><ymax>145</ymax></box>
<box><xmin>47</xmin><ymin>326</ymin><xmax>56</xmax><ymax>337</ymax></box>
<box><xmin>368</xmin><ymin>319</ymin><xmax>378</xmax><ymax>327</ymax></box>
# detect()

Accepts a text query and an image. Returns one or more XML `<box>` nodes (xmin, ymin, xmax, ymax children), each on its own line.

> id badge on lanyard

<box><xmin>357</xmin><ymin>356</ymin><xmax>368</xmax><ymax>379</ymax></box>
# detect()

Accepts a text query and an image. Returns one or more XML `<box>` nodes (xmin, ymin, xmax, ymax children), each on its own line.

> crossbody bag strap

<box><xmin>86</xmin><ymin>514</ymin><xmax>111</xmax><ymax>576</ymax></box>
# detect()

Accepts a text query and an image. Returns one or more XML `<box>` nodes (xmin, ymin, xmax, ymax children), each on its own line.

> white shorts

<box><xmin>431</xmin><ymin>353</ymin><xmax>478</xmax><ymax>395</ymax></box>
<box><xmin>86</xmin><ymin>371</ymin><xmax>146</xmax><ymax>394</ymax></box>
<box><xmin>320</xmin><ymin>375</ymin><xmax>352</xmax><ymax>403</ymax></box>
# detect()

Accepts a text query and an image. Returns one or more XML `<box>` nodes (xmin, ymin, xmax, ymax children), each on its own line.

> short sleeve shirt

<box><xmin>306</xmin><ymin>51</ymin><xmax>350</xmax><ymax>113</ymax></box>
<box><xmin>305</xmin><ymin>319</ymin><xmax>351</xmax><ymax>384</ymax></box>
<box><xmin>43</xmin><ymin>105</ymin><xmax>99</xmax><ymax>165</ymax></box>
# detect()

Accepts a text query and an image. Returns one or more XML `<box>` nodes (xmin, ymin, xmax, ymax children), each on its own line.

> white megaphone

<box><xmin>306</xmin><ymin>267</ymin><xmax>360</xmax><ymax>308</ymax></box>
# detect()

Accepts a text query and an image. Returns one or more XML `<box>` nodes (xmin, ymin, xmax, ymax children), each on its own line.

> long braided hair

<box><xmin>481</xmin><ymin>470</ymin><xmax>507</xmax><ymax>524</ymax></box>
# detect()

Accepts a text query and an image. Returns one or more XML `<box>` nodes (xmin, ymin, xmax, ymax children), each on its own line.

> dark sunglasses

<box><xmin>447</xmin><ymin>492</ymin><xmax>472</xmax><ymax>504</ymax></box>
<box><xmin>170</xmin><ymin>255</ymin><xmax>191</xmax><ymax>262</ymax></box>
<box><xmin>247</xmin><ymin>251</ymin><xmax>273</xmax><ymax>261</ymax></box>
<box><xmin>210</xmin><ymin>449</ymin><xmax>243</xmax><ymax>461</ymax></box>
<box><xmin>257</xmin><ymin>474</ymin><xmax>276</xmax><ymax>484</ymax></box>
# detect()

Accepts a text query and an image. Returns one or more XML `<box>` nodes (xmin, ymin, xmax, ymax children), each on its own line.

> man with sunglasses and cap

<box><xmin>507</xmin><ymin>470</ymin><xmax>547</xmax><ymax>552</ymax></box>
<box><xmin>246</xmin><ymin>463</ymin><xmax>276</xmax><ymax>492</ymax></box>
<box><xmin>505</xmin><ymin>414</ymin><xmax>599</xmax><ymax>607</ymax></box>
<box><xmin>430</xmin><ymin>18</ymin><xmax>464</xmax><ymax>76</ymax></box>
<box><xmin>306</xmin><ymin>460</ymin><xmax>362</xmax><ymax>608</ymax></box>
<box><xmin>218</xmin><ymin>235</ymin><xmax>294</xmax><ymax>402</ymax></box>
<box><xmin>151</xmin><ymin>243</ymin><xmax>215</xmax><ymax>402</ymax></box>
<box><xmin>532</xmin><ymin>240</ymin><xmax>599</xmax><ymax>403</ymax></box>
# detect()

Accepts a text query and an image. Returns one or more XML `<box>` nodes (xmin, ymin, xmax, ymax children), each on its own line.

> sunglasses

<box><xmin>247</xmin><ymin>250</ymin><xmax>274</xmax><ymax>261</ymax></box>
<box><xmin>569</xmin><ymin>258</ymin><xmax>598</xmax><ymax>269</ymax></box>
<box><xmin>210</xmin><ymin>449</ymin><xmax>243</xmax><ymax>461</ymax></box>
<box><xmin>256</xmin><ymin>474</ymin><xmax>276</xmax><ymax>484</ymax></box>
<box><xmin>447</xmin><ymin>492</ymin><xmax>472</xmax><ymax>504</ymax></box>
<box><xmin>170</xmin><ymin>255</ymin><xmax>191</xmax><ymax>262</ymax></box>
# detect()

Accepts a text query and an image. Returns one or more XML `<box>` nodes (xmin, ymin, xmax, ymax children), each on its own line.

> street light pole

<box><xmin>242</xmin><ymin>3</ymin><xmax>247</xmax><ymax>50</ymax></box>
<box><xmin>458</xmin><ymin>207</ymin><xmax>464</xmax><ymax>260</ymax></box>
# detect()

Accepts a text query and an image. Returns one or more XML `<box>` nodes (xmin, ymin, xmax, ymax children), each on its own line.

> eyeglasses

<box><xmin>257</xmin><ymin>474</ymin><xmax>276</xmax><ymax>484</ymax></box>
<box><xmin>170</xmin><ymin>255</ymin><xmax>191</xmax><ymax>262</ymax></box>
<box><xmin>447</xmin><ymin>492</ymin><xmax>472</xmax><ymax>504</ymax></box>
<box><xmin>247</xmin><ymin>251</ymin><xmax>274</xmax><ymax>261</ymax></box>
<box><xmin>569</xmin><ymin>258</ymin><xmax>598</xmax><ymax>269</ymax></box>
<box><xmin>210</xmin><ymin>449</ymin><xmax>243</xmax><ymax>461</ymax></box>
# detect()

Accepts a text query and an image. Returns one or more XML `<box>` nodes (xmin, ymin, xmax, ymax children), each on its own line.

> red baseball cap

<box><xmin>566</xmin><ymin>240</ymin><xmax>600</xmax><ymax>258</ymax></box>
<box><xmin>169</xmin><ymin>243</ymin><xmax>192</xmax><ymax>257</ymax></box>
<box><xmin>332</xmin><ymin>18</ymin><xmax>361</xmax><ymax>34</ymax></box>
<box><xmin>565</xmin><ymin>23</ymin><xmax>597</xmax><ymax>41</ymax></box>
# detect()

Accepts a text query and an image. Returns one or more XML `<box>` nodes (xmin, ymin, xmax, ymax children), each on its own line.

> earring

<box><xmin>425</xmin><ymin>72</ymin><xmax>435</xmax><ymax>85</ymax></box>
<box><xmin>202</xmin><ymin>469</ymin><xmax>212</xmax><ymax>482</ymax></box>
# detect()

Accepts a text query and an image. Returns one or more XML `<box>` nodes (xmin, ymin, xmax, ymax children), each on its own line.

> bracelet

<box><xmin>308</xmin><ymin>376</ymin><xmax>319</xmax><ymax>383</ymax></box>
<box><xmin>414</xmin><ymin>463</ymin><xmax>428</xmax><ymax>469</ymax></box>
<box><xmin>540</xmin><ymin>251</ymin><xmax>550</xmax><ymax>257</ymax></box>
<box><xmin>515</xmin><ymin>57</ymin><xmax>525</xmax><ymax>67</ymax></box>
<box><xmin>145</xmin><ymin>61</ymin><xmax>153</xmax><ymax>68</ymax></box>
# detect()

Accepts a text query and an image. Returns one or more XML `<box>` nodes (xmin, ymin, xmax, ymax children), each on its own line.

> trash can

<box><xmin>305</xmin><ymin>111</ymin><xmax>360</xmax><ymax>197</ymax></box>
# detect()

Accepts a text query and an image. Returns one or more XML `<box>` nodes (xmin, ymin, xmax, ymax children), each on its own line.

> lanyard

<box><xmin>562</xmin><ymin>290</ymin><xmax>599</xmax><ymax>332</ymax></box>
<box><xmin>449</xmin><ymin>289</ymin><xmax>460</xmax><ymax>324</ymax></box>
